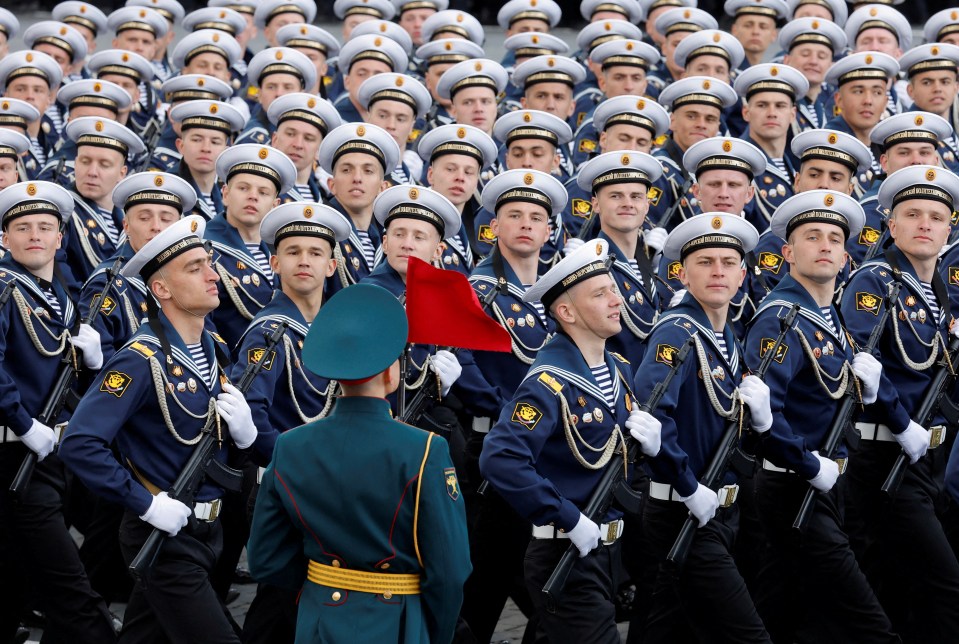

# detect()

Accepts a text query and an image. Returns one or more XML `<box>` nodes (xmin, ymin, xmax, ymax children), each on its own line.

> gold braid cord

<box><xmin>794</xmin><ymin>329</ymin><xmax>852</xmax><ymax>400</ymax></box>
<box><xmin>891</xmin><ymin>302</ymin><xmax>942</xmax><ymax>371</ymax></box>
<box><xmin>147</xmin><ymin>355</ymin><xmax>216</xmax><ymax>445</ymax></box>
<box><xmin>694</xmin><ymin>334</ymin><xmax>740</xmax><ymax>418</ymax></box>
<box><xmin>12</xmin><ymin>288</ymin><xmax>70</xmax><ymax>356</ymax></box>
<box><xmin>558</xmin><ymin>392</ymin><xmax>627</xmax><ymax>471</ymax></box>
<box><xmin>282</xmin><ymin>334</ymin><xmax>337</xmax><ymax>422</ymax></box>
<box><xmin>215</xmin><ymin>262</ymin><xmax>267</xmax><ymax>321</ymax></box>
<box><xmin>491</xmin><ymin>303</ymin><xmax>549</xmax><ymax>365</ymax></box>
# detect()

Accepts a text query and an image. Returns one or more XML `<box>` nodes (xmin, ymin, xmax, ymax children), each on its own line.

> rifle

<box><xmin>666</xmin><ymin>304</ymin><xmax>800</xmax><ymax>568</ymax></box>
<box><xmin>134</xmin><ymin>120</ymin><xmax>162</xmax><ymax>173</ymax></box>
<box><xmin>10</xmin><ymin>257</ymin><xmax>124</xmax><ymax>500</ymax></box>
<box><xmin>792</xmin><ymin>282</ymin><xmax>900</xmax><ymax>535</ymax></box>
<box><xmin>542</xmin><ymin>338</ymin><xmax>695</xmax><ymax>610</ymax></box>
<box><xmin>399</xmin><ymin>278</ymin><xmax>505</xmax><ymax>427</ymax></box>
<box><xmin>880</xmin><ymin>330</ymin><xmax>959</xmax><ymax>498</ymax></box>
<box><xmin>129</xmin><ymin>321</ymin><xmax>288</xmax><ymax>581</ymax></box>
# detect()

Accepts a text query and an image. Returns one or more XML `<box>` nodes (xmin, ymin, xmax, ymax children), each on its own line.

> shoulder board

<box><xmin>609</xmin><ymin>351</ymin><xmax>629</xmax><ymax>364</ymax></box>
<box><xmin>128</xmin><ymin>340</ymin><xmax>156</xmax><ymax>358</ymax></box>
<box><xmin>208</xmin><ymin>331</ymin><xmax>227</xmax><ymax>346</ymax></box>
<box><xmin>536</xmin><ymin>371</ymin><xmax>564</xmax><ymax>394</ymax></box>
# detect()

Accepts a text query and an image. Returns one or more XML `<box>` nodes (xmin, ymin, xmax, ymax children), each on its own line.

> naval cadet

<box><xmin>149</xmin><ymin>73</ymin><xmax>235</xmax><ymax>173</ymax></box>
<box><xmin>778</xmin><ymin>17</ymin><xmax>847</xmax><ymax>135</ymax></box>
<box><xmin>255</xmin><ymin>0</ymin><xmax>316</xmax><ymax>48</ymax></box>
<box><xmin>567</xmin><ymin>151</ymin><xmax>664</xmax><ymax>365</ymax></box>
<box><xmin>480</xmin><ymin>238</ymin><xmax>663</xmax><ymax>642</ymax></box>
<box><xmin>843</xmin><ymin>4</ymin><xmax>911</xmax><ymax>118</ymax></box>
<box><xmin>393</xmin><ymin>0</ymin><xmax>448</xmax><ymax>50</ymax></box>
<box><xmin>749</xmin><ymin>127</ymin><xmax>872</xmax><ymax>300</ymax></box>
<box><xmin>233</xmin><ymin>202</ymin><xmax>351</xmax><ymax>644</ymax></box>
<box><xmin>674</xmin><ymin>28</ymin><xmax>746</xmax><ymax>136</ymax></box>
<box><xmin>106</xmin><ymin>7</ymin><xmax>170</xmax><ymax>83</ymax></box>
<box><xmin>276</xmin><ymin>23</ymin><xmax>341</xmax><ymax>98</ymax></box>
<box><xmin>332</xmin><ymin>0</ymin><xmax>396</xmax><ymax>42</ymax></box>
<box><xmin>839</xmin><ymin>165</ymin><xmax>959</xmax><ymax>641</ymax></box>
<box><xmin>647</xmin><ymin>76</ymin><xmax>738</xmax><ymax>229</ymax></box>
<box><xmin>79</xmin><ymin>171</ymin><xmax>196</xmax><ymax>363</ymax></box>
<box><xmin>635</xmin><ymin>213</ymin><xmax>771</xmax><ymax>643</ymax></box>
<box><xmin>169</xmin><ymin>99</ymin><xmax>246</xmax><ymax>222</ymax></box>
<box><xmin>725</xmin><ymin>0</ymin><xmax>787</xmax><ymax>71</ymax></box>
<box><xmin>52</xmin><ymin>2</ymin><xmax>108</xmax><ymax>75</ymax></box>
<box><xmin>475</xmin><ymin>109</ymin><xmax>572</xmax><ymax>272</ymax></box>
<box><xmin>562</xmin><ymin>95</ymin><xmax>670</xmax><ymax>240</ymax></box>
<box><xmin>858</xmin><ymin>112</ymin><xmax>953</xmax><ymax>268</ymax></box>
<box><xmin>60</xmin><ymin>215</ymin><xmax>257</xmax><ymax>644</ymax></box>
<box><xmin>416</xmin><ymin>123</ymin><xmax>499</xmax><ymax>273</ymax></box>
<box><xmin>497</xmin><ymin>0</ymin><xmax>562</xmax><ymax>60</ymax></box>
<box><xmin>207</xmin><ymin>144</ymin><xmax>296</xmax><ymax>350</ymax></box>
<box><xmin>733</xmin><ymin>63</ymin><xmax>808</xmax><ymax>228</ymax></box>
<box><xmin>0</xmin><ymin>97</ymin><xmax>43</xmax><ymax>180</ymax></box>
<box><xmin>924</xmin><ymin>10</ymin><xmax>959</xmax><ymax>136</ymax></box>
<box><xmin>571</xmin><ymin>38</ymin><xmax>660</xmax><ymax>169</ymax></box>
<box><xmin>460</xmin><ymin>167</ymin><xmax>564</xmax><ymax>643</ymax></box>
<box><xmin>331</xmin><ymin>34</ymin><xmax>409</xmax><ymax>125</ymax></box>
<box><xmin>317</xmin><ymin>122</ymin><xmax>399</xmax><ymax>294</ymax></box>
<box><xmin>645</xmin><ymin>7</ymin><xmax>718</xmax><ymax>95</ymax></box>
<box><xmin>0</xmin><ymin>128</ymin><xmax>28</xmax><ymax>192</ymax></box>
<box><xmin>87</xmin><ymin>49</ymin><xmax>160</xmax><ymax>148</ymax></box>
<box><xmin>59</xmin><ymin>117</ymin><xmax>146</xmax><ymax>285</ymax></box>
<box><xmin>656</xmin><ymin>137</ymin><xmax>767</xmax><ymax>333</ymax></box>
<box><xmin>266</xmin><ymin>92</ymin><xmax>342</xmax><ymax>204</ymax></box>
<box><xmin>125</xmin><ymin>0</ymin><xmax>182</xmax><ymax>83</ymax></box>
<box><xmin>898</xmin><ymin>43</ymin><xmax>959</xmax><ymax>175</ymax></box>
<box><xmin>436</xmin><ymin>58</ymin><xmax>509</xmax><ymax>141</ymax></box>
<box><xmin>236</xmin><ymin>47</ymin><xmax>317</xmax><ymax>147</ymax></box>
<box><xmin>415</xmin><ymin>38</ymin><xmax>487</xmax><ymax>133</ymax></box>
<box><xmin>501</xmin><ymin>34</ymin><xmax>574</xmax><ymax>114</ymax></box>
<box><xmin>0</xmin><ymin>7</ymin><xmax>15</xmax><ymax>60</ymax></box>
<box><xmin>823</xmin><ymin>51</ymin><xmax>899</xmax><ymax>187</ymax></box>
<box><xmin>0</xmin><ymin>50</ymin><xmax>64</xmax><ymax>172</ymax></box>
<box><xmin>357</xmin><ymin>72</ymin><xmax>432</xmax><ymax>186</ymax></box>
<box><xmin>246</xmin><ymin>282</ymin><xmax>470</xmax><ymax>643</ymax></box>
<box><xmin>0</xmin><ymin>181</ymin><xmax>116</xmax><ymax>644</ymax></box>
<box><xmin>510</xmin><ymin>52</ymin><xmax>586</xmax><ymax>133</ymax></box>
<box><xmin>746</xmin><ymin>190</ymin><xmax>899</xmax><ymax>643</ymax></box>
<box><xmin>170</xmin><ymin>29</ymin><xmax>244</xmax><ymax>94</ymax></box>
<box><xmin>419</xmin><ymin>9</ymin><xmax>484</xmax><ymax>50</ymax></box>
<box><xmin>22</xmin><ymin>20</ymin><xmax>88</xmax><ymax>140</ymax></box>
<box><xmin>569</xmin><ymin>18</ymin><xmax>644</xmax><ymax>129</ymax></box>
<box><xmin>39</xmin><ymin>79</ymin><xmax>134</xmax><ymax>186</ymax></box>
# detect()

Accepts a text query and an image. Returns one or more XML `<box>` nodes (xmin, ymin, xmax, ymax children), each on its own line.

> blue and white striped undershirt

<box><xmin>356</xmin><ymin>230</ymin><xmax>377</xmax><ymax>268</ymax></box>
<box><xmin>627</xmin><ymin>258</ymin><xmax>645</xmax><ymax>288</ymax></box>
<box><xmin>200</xmin><ymin>193</ymin><xmax>216</xmax><ymax>214</ymax></box>
<box><xmin>186</xmin><ymin>342</ymin><xmax>210</xmax><ymax>382</ymax></box>
<box><xmin>714</xmin><ymin>331</ymin><xmax>728</xmax><ymax>362</ymax></box>
<box><xmin>820</xmin><ymin>307</ymin><xmax>838</xmax><ymax>336</ymax></box>
<box><xmin>920</xmin><ymin>282</ymin><xmax>942</xmax><ymax>324</ymax></box>
<box><xmin>522</xmin><ymin>284</ymin><xmax>547</xmax><ymax>324</ymax></box>
<box><xmin>245</xmin><ymin>244</ymin><xmax>274</xmax><ymax>283</ymax></box>
<box><xmin>30</xmin><ymin>137</ymin><xmax>46</xmax><ymax>166</ymax></box>
<box><xmin>95</xmin><ymin>206</ymin><xmax>121</xmax><ymax>246</ymax></box>
<box><xmin>294</xmin><ymin>184</ymin><xmax>313</xmax><ymax>201</ymax></box>
<box><xmin>44</xmin><ymin>105</ymin><xmax>64</xmax><ymax>136</ymax></box>
<box><xmin>589</xmin><ymin>363</ymin><xmax>616</xmax><ymax>407</ymax></box>
<box><xmin>41</xmin><ymin>286</ymin><xmax>62</xmax><ymax>318</ymax></box>
<box><xmin>770</xmin><ymin>157</ymin><xmax>788</xmax><ymax>175</ymax></box>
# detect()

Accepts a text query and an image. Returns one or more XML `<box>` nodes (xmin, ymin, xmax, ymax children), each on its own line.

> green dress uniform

<box><xmin>247</xmin><ymin>283</ymin><xmax>471</xmax><ymax>644</ymax></box>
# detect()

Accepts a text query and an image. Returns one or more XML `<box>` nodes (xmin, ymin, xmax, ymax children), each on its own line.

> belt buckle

<box><xmin>834</xmin><ymin>457</ymin><xmax>847</xmax><ymax>475</ymax></box>
<box><xmin>53</xmin><ymin>422</ymin><xmax>67</xmax><ymax>445</ymax></box>
<box><xmin>930</xmin><ymin>425</ymin><xmax>947</xmax><ymax>449</ymax></box>
<box><xmin>205</xmin><ymin>498</ymin><xmax>222</xmax><ymax>522</ymax></box>
<box><xmin>604</xmin><ymin>521</ymin><xmax>619</xmax><ymax>544</ymax></box>
<box><xmin>718</xmin><ymin>484</ymin><xmax>739</xmax><ymax>508</ymax></box>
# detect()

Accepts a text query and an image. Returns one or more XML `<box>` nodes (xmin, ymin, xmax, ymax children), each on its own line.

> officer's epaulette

<box><xmin>208</xmin><ymin>331</ymin><xmax>228</xmax><ymax>347</ymax></box>
<box><xmin>609</xmin><ymin>351</ymin><xmax>629</xmax><ymax>364</ymax></box>
<box><xmin>125</xmin><ymin>337</ymin><xmax>158</xmax><ymax>359</ymax></box>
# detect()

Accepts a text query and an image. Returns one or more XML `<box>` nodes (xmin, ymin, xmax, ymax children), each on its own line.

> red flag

<box><xmin>405</xmin><ymin>257</ymin><xmax>512</xmax><ymax>352</ymax></box>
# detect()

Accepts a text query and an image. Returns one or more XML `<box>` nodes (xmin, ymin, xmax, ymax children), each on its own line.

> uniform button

<box><xmin>332</xmin><ymin>591</ymin><xmax>341</xmax><ymax>601</ymax></box>
<box><xmin>383</xmin><ymin>591</ymin><xmax>393</xmax><ymax>599</ymax></box>
<box><xmin>381</xmin><ymin>563</ymin><xmax>390</xmax><ymax>570</ymax></box>
<box><xmin>331</xmin><ymin>560</ymin><xmax>340</xmax><ymax>568</ymax></box>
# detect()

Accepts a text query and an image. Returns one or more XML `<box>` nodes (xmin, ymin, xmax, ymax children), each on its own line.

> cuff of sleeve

<box><xmin>676</xmin><ymin>472</ymin><xmax>698</xmax><ymax>499</ymax></box>
<box><xmin>131</xmin><ymin>487</ymin><xmax>156</xmax><ymax>517</ymax></box>
<box><xmin>889</xmin><ymin>405</ymin><xmax>911</xmax><ymax>434</ymax></box>
<box><xmin>557</xmin><ymin>499</ymin><xmax>582</xmax><ymax>533</ymax></box>
<box><xmin>798</xmin><ymin>453</ymin><xmax>820</xmax><ymax>480</ymax></box>
<box><xmin>11</xmin><ymin>410</ymin><xmax>33</xmax><ymax>437</ymax></box>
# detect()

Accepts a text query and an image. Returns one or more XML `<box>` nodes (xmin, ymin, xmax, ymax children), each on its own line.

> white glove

<box><xmin>431</xmin><ymin>350</ymin><xmax>462</xmax><ymax>396</ymax></box>
<box><xmin>69</xmin><ymin>323</ymin><xmax>103</xmax><ymax>370</ymax></box>
<box><xmin>21</xmin><ymin>419</ymin><xmax>56</xmax><ymax>461</ymax></box>
<box><xmin>643</xmin><ymin>227</ymin><xmax>668</xmax><ymax>254</ymax></box>
<box><xmin>216</xmin><ymin>382</ymin><xmax>257</xmax><ymax>449</ymax></box>
<box><xmin>563</xmin><ymin>237</ymin><xmax>585</xmax><ymax>256</ymax></box>
<box><xmin>894</xmin><ymin>420</ymin><xmax>931</xmax><ymax>464</ymax></box>
<box><xmin>808</xmin><ymin>450</ymin><xmax>840</xmax><ymax>492</ymax></box>
<box><xmin>668</xmin><ymin>288</ymin><xmax>687</xmax><ymax>309</ymax></box>
<box><xmin>567</xmin><ymin>512</ymin><xmax>602</xmax><ymax>558</ymax></box>
<box><xmin>851</xmin><ymin>352</ymin><xmax>882</xmax><ymax>405</ymax></box>
<box><xmin>739</xmin><ymin>374</ymin><xmax>772</xmax><ymax>433</ymax></box>
<box><xmin>139</xmin><ymin>491</ymin><xmax>191</xmax><ymax>536</ymax></box>
<box><xmin>681</xmin><ymin>483</ymin><xmax>719</xmax><ymax>528</ymax></box>
<box><xmin>626</xmin><ymin>408</ymin><xmax>661</xmax><ymax>457</ymax></box>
